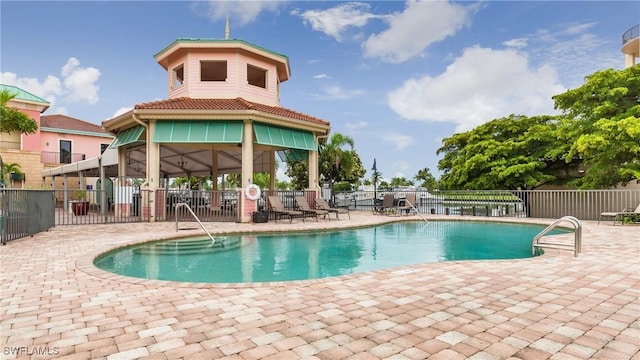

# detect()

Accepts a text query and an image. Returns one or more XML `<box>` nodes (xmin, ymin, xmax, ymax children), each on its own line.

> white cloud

<box><xmin>313</xmin><ymin>74</ymin><xmax>332</xmax><ymax>79</ymax></box>
<box><xmin>1</xmin><ymin>71</ymin><xmax>63</xmax><ymax>111</ymax></box>
<box><xmin>505</xmin><ymin>21</ymin><xmax>617</xmax><ymax>87</ymax></box>
<box><xmin>315</xmin><ymin>85</ymin><xmax>364</xmax><ymax>100</ymax></box>
<box><xmin>294</xmin><ymin>2</ymin><xmax>386</xmax><ymax>42</ymax></box>
<box><xmin>363</xmin><ymin>1</ymin><xmax>475</xmax><ymax>63</ymax></box>
<box><xmin>113</xmin><ymin>106</ymin><xmax>133</xmax><ymax>117</ymax></box>
<box><xmin>503</xmin><ymin>38</ymin><xmax>528</xmax><ymax>48</ymax></box>
<box><xmin>381</xmin><ymin>133</ymin><xmax>414</xmax><ymax>150</ymax></box>
<box><xmin>198</xmin><ymin>1</ymin><xmax>286</xmax><ymax>26</ymax></box>
<box><xmin>61</xmin><ymin>57</ymin><xmax>100</xmax><ymax>104</ymax></box>
<box><xmin>1</xmin><ymin>57</ymin><xmax>100</xmax><ymax>114</ymax></box>
<box><xmin>387</xmin><ymin>46</ymin><xmax>565</xmax><ymax>133</ymax></box>
<box><xmin>345</xmin><ymin>120</ymin><xmax>369</xmax><ymax>131</ymax></box>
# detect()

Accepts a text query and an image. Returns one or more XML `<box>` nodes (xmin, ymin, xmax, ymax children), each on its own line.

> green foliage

<box><xmin>286</xmin><ymin>132</ymin><xmax>365</xmax><ymax>191</ymax></box>
<box><xmin>414</xmin><ymin>167</ymin><xmax>438</xmax><ymax>189</ymax></box>
<box><xmin>389</xmin><ymin>177</ymin><xmax>414</xmax><ymax>188</ymax></box>
<box><xmin>285</xmin><ymin>160</ymin><xmax>309</xmax><ymax>190</ymax></box>
<box><xmin>436</xmin><ymin>66</ymin><xmax>639</xmax><ymax>190</ymax></box>
<box><xmin>553</xmin><ymin>66</ymin><xmax>640</xmax><ymax>188</ymax></box>
<box><xmin>319</xmin><ymin>133</ymin><xmax>362</xmax><ymax>191</ymax></box>
<box><xmin>0</xmin><ymin>89</ymin><xmax>39</xmax><ymax>134</ymax></box>
<box><xmin>2</xmin><ymin>162</ymin><xmax>22</xmax><ymax>185</ymax></box>
<box><xmin>437</xmin><ymin>115</ymin><xmax>566</xmax><ymax>190</ymax></box>
<box><xmin>334</xmin><ymin>181</ymin><xmax>353</xmax><ymax>191</ymax></box>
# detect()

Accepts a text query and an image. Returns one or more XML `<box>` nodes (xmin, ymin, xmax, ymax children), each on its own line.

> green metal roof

<box><xmin>154</xmin><ymin>38</ymin><xmax>289</xmax><ymax>62</ymax></box>
<box><xmin>254</xmin><ymin>123</ymin><xmax>317</xmax><ymax>151</ymax></box>
<box><xmin>153</xmin><ymin>120</ymin><xmax>243</xmax><ymax>143</ymax></box>
<box><xmin>108</xmin><ymin>125</ymin><xmax>145</xmax><ymax>149</ymax></box>
<box><xmin>0</xmin><ymin>84</ymin><xmax>50</xmax><ymax>105</ymax></box>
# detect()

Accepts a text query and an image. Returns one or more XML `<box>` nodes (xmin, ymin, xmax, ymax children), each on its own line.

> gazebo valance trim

<box><xmin>153</xmin><ymin>120</ymin><xmax>243</xmax><ymax>143</ymax></box>
<box><xmin>253</xmin><ymin>123</ymin><xmax>317</xmax><ymax>151</ymax></box>
<box><xmin>108</xmin><ymin>125</ymin><xmax>145</xmax><ymax>149</ymax></box>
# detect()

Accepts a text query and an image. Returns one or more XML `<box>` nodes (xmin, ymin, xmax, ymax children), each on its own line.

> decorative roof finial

<box><xmin>225</xmin><ymin>15</ymin><xmax>230</xmax><ymax>40</ymax></box>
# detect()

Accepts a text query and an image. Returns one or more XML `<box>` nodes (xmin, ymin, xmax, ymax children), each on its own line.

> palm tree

<box><xmin>0</xmin><ymin>89</ymin><xmax>39</xmax><ymax>134</ymax></box>
<box><xmin>2</xmin><ymin>162</ymin><xmax>23</xmax><ymax>186</ymax></box>
<box><xmin>414</xmin><ymin>167</ymin><xmax>437</xmax><ymax>190</ymax></box>
<box><xmin>319</xmin><ymin>133</ymin><xmax>355</xmax><ymax>196</ymax></box>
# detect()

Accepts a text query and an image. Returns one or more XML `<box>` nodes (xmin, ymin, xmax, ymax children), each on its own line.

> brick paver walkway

<box><xmin>1</xmin><ymin>213</ymin><xmax>638</xmax><ymax>359</ymax></box>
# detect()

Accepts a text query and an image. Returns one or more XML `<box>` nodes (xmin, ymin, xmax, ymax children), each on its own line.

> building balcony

<box><xmin>622</xmin><ymin>24</ymin><xmax>639</xmax><ymax>68</ymax></box>
<box><xmin>41</xmin><ymin>151</ymin><xmax>86</xmax><ymax>165</ymax></box>
<box><xmin>0</xmin><ymin>141</ymin><xmax>21</xmax><ymax>150</ymax></box>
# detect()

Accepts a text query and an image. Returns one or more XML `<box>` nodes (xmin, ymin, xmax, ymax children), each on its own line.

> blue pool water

<box><xmin>94</xmin><ymin>221</ymin><xmax>561</xmax><ymax>283</ymax></box>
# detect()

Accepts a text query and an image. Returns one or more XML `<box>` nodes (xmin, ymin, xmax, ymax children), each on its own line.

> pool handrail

<box><xmin>531</xmin><ymin>216</ymin><xmax>581</xmax><ymax>257</ymax></box>
<box><xmin>403</xmin><ymin>196</ymin><xmax>429</xmax><ymax>223</ymax></box>
<box><xmin>175</xmin><ymin>202</ymin><xmax>216</xmax><ymax>246</ymax></box>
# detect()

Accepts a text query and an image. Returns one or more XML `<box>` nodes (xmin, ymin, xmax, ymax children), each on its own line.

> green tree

<box><xmin>0</xmin><ymin>89</ymin><xmax>39</xmax><ymax>134</ymax></box>
<box><xmin>2</xmin><ymin>162</ymin><xmax>22</xmax><ymax>185</ymax></box>
<box><xmin>553</xmin><ymin>67</ymin><xmax>640</xmax><ymax>188</ymax></box>
<box><xmin>414</xmin><ymin>167</ymin><xmax>437</xmax><ymax>189</ymax></box>
<box><xmin>389</xmin><ymin>177</ymin><xmax>414</xmax><ymax>188</ymax></box>
<box><xmin>285</xmin><ymin>160</ymin><xmax>309</xmax><ymax>190</ymax></box>
<box><xmin>319</xmin><ymin>133</ymin><xmax>364</xmax><ymax>194</ymax></box>
<box><xmin>286</xmin><ymin>133</ymin><xmax>365</xmax><ymax>191</ymax></box>
<box><xmin>437</xmin><ymin>114</ymin><xmax>573</xmax><ymax>190</ymax></box>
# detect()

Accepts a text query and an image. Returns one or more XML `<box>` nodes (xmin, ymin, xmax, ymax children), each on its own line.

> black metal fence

<box><xmin>1</xmin><ymin>189</ymin><xmax>55</xmax><ymax>244</ymax></box>
<box><xmin>2</xmin><ymin>188</ymin><xmax>638</xmax><ymax>243</ymax></box>
<box><xmin>334</xmin><ymin>189</ymin><xmax>640</xmax><ymax>221</ymax></box>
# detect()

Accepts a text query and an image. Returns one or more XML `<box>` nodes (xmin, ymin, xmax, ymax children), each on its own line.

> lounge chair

<box><xmin>267</xmin><ymin>196</ymin><xmax>304</xmax><ymax>223</ymax></box>
<box><xmin>598</xmin><ymin>204</ymin><xmax>640</xmax><ymax>225</ymax></box>
<box><xmin>295</xmin><ymin>196</ymin><xmax>329</xmax><ymax>221</ymax></box>
<box><xmin>315</xmin><ymin>198</ymin><xmax>350</xmax><ymax>220</ymax></box>
<box><xmin>394</xmin><ymin>193</ymin><xmax>417</xmax><ymax>216</ymax></box>
<box><xmin>374</xmin><ymin>194</ymin><xmax>395</xmax><ymax>215</ymax></box>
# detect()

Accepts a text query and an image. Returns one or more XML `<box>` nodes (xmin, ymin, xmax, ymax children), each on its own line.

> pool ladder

<box><xmin>531</xmin><ymin>216</ymin><xmax>581</xmax><ymax>257</ymax></box>
<box><xmin>175</xmin><ymin>202</ymin><xmax>217</xmax><ymax>246</ymax></box>
<box><xmin>406</xmin><ymin>199</ymin><xmax>429</xmax><ymax>223</ymax></box>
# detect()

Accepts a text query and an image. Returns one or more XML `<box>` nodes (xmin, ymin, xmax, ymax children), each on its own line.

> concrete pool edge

<box><xmin>76</xmin><ymin>216</ymin><xmax>568</xmax><ymax>289</ymax></box>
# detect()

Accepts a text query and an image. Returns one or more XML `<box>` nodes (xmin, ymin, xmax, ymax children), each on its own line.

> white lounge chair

<box><xmin>598</xmin><ymin>204</ymin><xmax>640</xmax><ymax>225</ymax></box>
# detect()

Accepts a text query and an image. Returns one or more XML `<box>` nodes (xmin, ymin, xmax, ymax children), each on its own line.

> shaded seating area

<box><xmin>295</xmin><ymin>196</ymin><xmax>329</xmax><ymax>221</ymax></box>
<box><xmin>267</xmin><ymin>196</ymin><xmax>304</xmax><ymax>223</ymax></box>
<box><xmin>315</xmin><ymin>198</ymin><xmax>350</xmax><ymax>220</ymax></box>
<box><xmin>598</xmin><ymin>204</ymin><xmax>640</xmax><ymax>225</ymax></box>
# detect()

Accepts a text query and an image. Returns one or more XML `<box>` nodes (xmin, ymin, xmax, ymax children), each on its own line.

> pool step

<box><xmin>133</xmin><ymin>236</ymin><xmax>242</xmax><ymax>255</ymax></box>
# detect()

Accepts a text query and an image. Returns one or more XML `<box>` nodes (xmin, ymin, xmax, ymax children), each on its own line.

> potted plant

<box><xmin>72</xmin><ymin>190</ymin><xmax>89</xmax><ymax>216</ymax></box>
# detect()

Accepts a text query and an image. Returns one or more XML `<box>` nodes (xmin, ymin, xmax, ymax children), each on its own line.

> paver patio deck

<box><xmin>1</xmin><ymin>213</ymin><xmax>638</xmax><ymax>360</ymax></box>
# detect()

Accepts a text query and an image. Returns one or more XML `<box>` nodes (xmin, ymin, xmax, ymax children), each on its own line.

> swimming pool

<box><xmin>94</xmin><ymin>221</ymin><xmax>561</xmax><ymax>283</ymax></box>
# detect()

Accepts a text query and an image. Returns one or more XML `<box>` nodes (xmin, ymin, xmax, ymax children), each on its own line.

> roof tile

<box><xmin>135</xmin><ymin>97</ymin><xmax>329</xmax><ymax>126</ymax></box>
<box><xmin>41</xmin><ymin>114</ymin><xmax>107</xmax><ymax>134</ymax></box>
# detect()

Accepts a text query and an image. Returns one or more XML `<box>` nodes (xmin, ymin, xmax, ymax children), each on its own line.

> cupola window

<box><xmin>247</xmin><ymin>64</ymin><xmax>267</xmax><ymax>88</ymax></box>
<box><xmin>172</xmin><ymin>64</ymin><xmax>184</xmax><ymax>88</ymax></box>
<box><xmin>201</xmin><ymin>61</ymin><xmax>227</xmax><ymax>81</ymax></box>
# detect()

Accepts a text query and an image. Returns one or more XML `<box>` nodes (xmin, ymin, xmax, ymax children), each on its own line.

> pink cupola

<box><xmin>154</xmin><ymin>26</ymin><xmax>290</xmax><ymax>107</ymax></box>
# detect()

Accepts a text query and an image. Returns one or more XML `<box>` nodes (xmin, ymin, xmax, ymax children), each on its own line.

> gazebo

<box><xmin>102</xmin><ymin>36</ymin><xmax>330</xmax><ymax>223</ymax></box>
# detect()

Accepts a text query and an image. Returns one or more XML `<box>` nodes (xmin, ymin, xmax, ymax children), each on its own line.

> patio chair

<box><xmin>315</xmin><ymin>197</ymin><xmax>350</xmax><ymax>220</ymax></box>
<box><xmin>374</xmin><ymin>194</ymin><xmax>395</xmax><ymax>215</ymax></box>
<box><xmin>394</xmin><ymin>193</ymin><xmax>417</xmax><ymax>216</ymax></box>
<box><xmin>267</xmin><ymin>196</ymin><xmax>304</xmax><ymax>223</ymax></box>
<box><xmin>598</xmin><ymin>204</ymin><xmax>640</xmax><ymax>225</ymax></box>
<box><xmin>294</xmin><ymin>196</ymin><xmax>329</xmax><ymax>221</ymax></box>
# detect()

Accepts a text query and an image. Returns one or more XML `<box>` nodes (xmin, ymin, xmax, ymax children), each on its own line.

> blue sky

<box><xmin>2</xmin><ymin>1</ymin><xmax>638</xmax><ymax>184</ymax></box>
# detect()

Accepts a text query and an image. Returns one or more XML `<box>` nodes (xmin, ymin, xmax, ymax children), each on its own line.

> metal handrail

<box><xmin>405</xmin><ymin>199</ymin><xmax>429</xmax><ymax>223</ymax></box>
<box><xmin>532</xmin><ymin>216</ymin><xmax>581</xmax><ymax>257</ymax></box>
<box><xmin>175</xmin><ymin>202</ymin><xmax>216</xmax><ymax>245</ymax></box>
